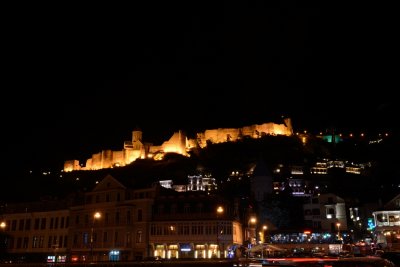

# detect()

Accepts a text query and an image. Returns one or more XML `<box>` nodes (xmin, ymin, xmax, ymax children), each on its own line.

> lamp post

<box><xmin>262</xmin><ymin>225</ymin><xmax>267</xmax><ymax>243</ymax></box>
<box><xmin>216</xmin><ymin>206</ymin><xmax>224</xmax><ymax>258</ymax></box>
<box><xmin>1</xmin><ymin>221</ymin><xmax>7</xmax><ymax>261</ymax></box>
<box><xmin>249</xmin><ymin>216</ymin><xmax>257</xmax><ymax>245</ymax></box>
<box><xmin>336</xmin><ymin>222</ymin><xmax>341</xmax><ymax>241</ymax></box>
<box><xmin>90</xmin><ymin>212</ymin><xmax>101</xmax><ymax>262</ymax></box>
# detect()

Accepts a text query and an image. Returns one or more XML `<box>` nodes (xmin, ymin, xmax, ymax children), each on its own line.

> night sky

<box><xmin>2</xmin><ymin>3</ymin><xmax>396</xmax><ymax>174</ymax></box>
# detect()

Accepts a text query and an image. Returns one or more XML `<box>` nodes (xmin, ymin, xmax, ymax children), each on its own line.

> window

<box><xmin>63</xmin><ymin>236</ymin><xmax>68</xmax><ymax>248</ymax></box>
<box><xmin>127</xmin><ymin>211</ymin><xmax>131</xmax><ymax>224</ymax></box>
<box><xmin>184</xmin><ymin>204</ymin><xmax>191</xmax><ymax>213</ymax></box>
<box><xmin>41</xmin><ymin>218</ymin><xmax>46</xmax><ymax>230</ymax></box>
<box><xmin>312</xmin><ymin>209</ymin><xmax>320</xmax><ymax>215</ymax></box>
<box><xmin>136</xmin><ymin>230</ymin><xmax>142</xmax><ymax>243</ymax></box>
<box><xmin>11</xmin><ymin>220</ymin><xmax>17</xmax><ymax>231</ymax></box>
<box><xmin>103</xmin><ymin>232</ymin><xmax>108</xmax><ymax>242</ymax></box>
<box><xmin>32</xmin><ymin>236</ymin><xmax>39</xmax><ymax>248</ymax></box>
<box><xmin>48</xmin><ymin>236</ymin><xmax>53</xmax><ymax>248</ymax></box>
<box><xmin>138</xmin><ymin>209</ymin><xmax>143</xmax><ymax>222</ymax></box>
<box><xmin>115</xmin><ymin>212</ymin><xmax>120</xmax><ymax>224</ymax></box>
<box><xmin>23</xmin><ymin>237</ymin><xmax>29</xmax><ymax>249</ymax></box>
<box><xmin>105</xmin><ymin>213</ymin><xmax>109</xmax><ymax>225</ymax></box>
<box><xmin>25</xmin><ymin>219</ymin><xmax>31</xmax><ymax>230</ymax></box>
<box><xmin>126</xmin><ymin>232</ymin><xmax>131</xmax><ymax>246</ymax></box>
<box><xmin>18</xmin><ymin>219</ymin><xmax>24</xmax><ymax>231</ymax></box>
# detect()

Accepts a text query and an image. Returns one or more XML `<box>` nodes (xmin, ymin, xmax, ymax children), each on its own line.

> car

<box><xmin>380</xmin><ymin>251</ymin><xmax>400</xmax><ymax>266</ymax></box>
<box><xmin>261</xmin><ymin>256</ymin><xmax>396</xmax><ymax>266</ymax></box>
<box><xmin>334</xmin><ymin>256</ymin><xmax>397</xmax><ymax>267</ymax></box>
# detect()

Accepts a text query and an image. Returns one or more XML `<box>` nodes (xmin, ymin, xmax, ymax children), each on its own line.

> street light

<box><xmin>262</xmin><ymin>225</ymin><xmax>268</xmax><ymax>243</ymax></box>
<box><xmin>248</xmin><ymin>216</ymin><xmax>257</xmax><ymax>245</ymax></box>
<box><xmin>90</xmin><ymin>212</ymin><xmax>101</xmax><ymax>262</ymax></box>
<box><xmin>336</xmin><ymin>222</ymin><xmax>341</xmax><ymax>241</ymax></box>
<box><xmin>216</xmin><ymin>206</ymin><xmax>224</xmax><ymax>258</ymax></box>
<box><xmin>0</xmin><ymin>222</ymin><xmax>5</xmax><ymax>230</ymax></box>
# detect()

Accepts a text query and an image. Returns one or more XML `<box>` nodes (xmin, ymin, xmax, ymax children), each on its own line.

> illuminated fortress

<box><xmin>63</xmin><ymin>118</ymin><xmax>293</xmax><ymax>172</ymax></box>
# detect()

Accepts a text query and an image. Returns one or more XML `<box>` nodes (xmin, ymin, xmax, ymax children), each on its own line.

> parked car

<box><xmin>261</xmin><ymin>256</ymin><xmax>396</xmax><ymax>266</ymax></box>
<box><xmin>334</xmin><ymin>256</ymin><xmax>396</xmax><ymax>267</ymax></box>
<box><xmin>380</xmin><ymin>251</ymin><xmax>400</xmax><ymax>266</ymax></box>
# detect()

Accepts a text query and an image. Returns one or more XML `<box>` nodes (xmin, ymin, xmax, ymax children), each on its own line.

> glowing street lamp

<box><xmin>90</xmin><ymin>212</ymin><xmax>101</xmax><ymax>262</ymax></box>
<box><xmin>0</xmin><ymin>222</ymin><xmax>5</xmax><ymax>230</ymax></box>
<box><xmin>336</xmin><ymin>222</ymin><xmax>341</xmax><ymax>241</ymax></box>
<box><xmin>216</xmin><ymin>206</ymin><xmax>224</xmax><ymax>258</ymax></box>
<box><xmin>248</xmin><ymin>216</ymin><xmax>257</xmax><ymax>245</ymax></box>
<box><xmin>262</xmin><ymin>225</ymin><xmax>268</xmax><ymax>243</ymax></box>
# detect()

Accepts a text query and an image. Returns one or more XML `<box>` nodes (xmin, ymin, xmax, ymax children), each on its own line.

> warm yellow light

<box><xmin>250</xmin><ymin>217</ymin><xmax>257</xmax><ymax>224</ymax></box>
<box><xmin>94</xmin><ymin>212</ymin><xmax>101</xmax><ymax>220</ymax></box>
<box><xmin>217</xmin><ymin>206</ymin><xmax>224</xmax><ymax>214</ymax></box>
<box><xmin>0</xmin><ymin>221</ymin><xmax>6</xmax><ymax>229</ymax></box>
<box><xmin>263</xmin><ymin>225</ymin><xmax>267</xmax><ymax>230</ymax></box>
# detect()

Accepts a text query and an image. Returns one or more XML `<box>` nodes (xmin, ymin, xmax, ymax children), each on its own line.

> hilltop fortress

<box><xmin>64</xmin><ymin>118</ymin><xmax>293</xmax><ymax>172</ymax></box>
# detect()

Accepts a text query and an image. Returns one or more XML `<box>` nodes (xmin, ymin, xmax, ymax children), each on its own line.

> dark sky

<box><xmin>2</xmin><ymin>3</ymin><xmax>396</xmax><ymax>173</ymax></box>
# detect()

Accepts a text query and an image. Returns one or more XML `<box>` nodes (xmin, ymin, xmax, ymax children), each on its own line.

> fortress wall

<box><xmin>273</xmin><ymin>123</ymin><xmax>291</xmax><ymax>135</ymax></box>
<box><xmin>63</xmin><ymin>118</ymin><xmax>293</xmax><ymax>172</ymax></box>
<box><xmin>85</xmin><ymin>158</ymin><xmax>93</xmax><ymax>170</ymax></box>
<box><xmin>91</xmin><ymin>152</ymin><xmax>102</xmax><ymax>170</ymax></box>
<box><xmin>284</xmin><ymin>117</ymin><xmax>293</xmax><ymax>134</ymax></box>
<box><xmin>131</xmin><ymin>140</ymin><xmax>143</xmax><ymax>150</ymax></box>
<box><xmin>161</xmin><ymin>131</ymin><xmax>187</xmax><ymax>155</ymax></box>
<box><xmin>101</xmin><ymin>150</ymin><xmax>113</xmax><ymax>169</ymax></box>
<box><xmin>112</xmin><ymin>150</ymin><xmax>124</xmax><ymax>166</ymax></box>
<box><xmin>124</xmin><ymin>149</ymin><xmax>141</xmax><ymax>165</ymax></box>
<box><xmin>255</xmin><ymin>123</ymin><xmax>276</xmax><ymax>135</ymax></box>
<box><xmin>64</xmin><ymin>160</ymin><xmax>80</xmax><ymax>172</ymax></box>
<box><xmin>149</xmin><ymin>145</ymin><xmax>162</xmax><ymax>154</ymax></box>
<box><xmin>216</xmin><ymin>128</ymin><xmax>240</xmax><ymax>142</ymax></box>
<box><xmin>186</xmin><ymin>138</ymin><xmax>198</xmax><ymax>150</ymax></box>
<box><xmin>202</xmin><ymin>129</ymin><xmax>219</xmax><ymax>144</ymax></box>
<box><xmin>196</xmin><ymin>133</ymin><xmax>207</xmax><ymax>148</ymax></box>
<box><xmin>241</xmin><ymin>125</ymin><xmax>256</xmax><ymax>138</ymax></box>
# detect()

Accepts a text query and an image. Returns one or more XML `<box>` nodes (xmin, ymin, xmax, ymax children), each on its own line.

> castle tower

<box><xmin>283</xmin><ymin>117</ymin><xmax>293</xmax><ymax>135</ymax></box>
<box><xmin>132</xmin><ymin>129</ymin><xmax>143</xmax><ymax>142</ymax></box>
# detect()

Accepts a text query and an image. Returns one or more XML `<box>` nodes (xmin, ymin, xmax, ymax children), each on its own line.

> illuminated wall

<box><xmin>64</xmin><ymin>119</ymin><xmax>293</xmax><ymax>172</ymax></box>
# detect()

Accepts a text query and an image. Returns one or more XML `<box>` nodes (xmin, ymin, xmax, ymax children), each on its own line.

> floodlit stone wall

<box><xmin>64</xmin><ymin>119</ymin><xmax>293</xmax><ymax>172</ymax></box>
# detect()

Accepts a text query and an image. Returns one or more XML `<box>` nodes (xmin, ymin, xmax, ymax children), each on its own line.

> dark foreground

<box><xmin>0</xmin><ymin>259</ymin><xmax>237</xmax><ymax>267</ymax></box>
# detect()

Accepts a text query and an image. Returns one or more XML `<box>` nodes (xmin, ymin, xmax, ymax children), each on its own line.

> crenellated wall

<box><xmin>64</xmin><ymin>118</ymin><xmax>293</xmax><ymax>172</ymax></box>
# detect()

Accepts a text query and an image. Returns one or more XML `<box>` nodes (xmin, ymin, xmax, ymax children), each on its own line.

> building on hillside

<box><xmin>372</xmin><ymin>193</ymin><xmax>400</xmax><ymax>251</ymax></box>
<box><xmin>303</xmin><ymin>193</ymin><xmax>348</xmax><ymax>236</ymax></box>
<box><xmin>64</xmin><ymin>119</ymin><xmax>293</xmax><ymax>172</ymax></box>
